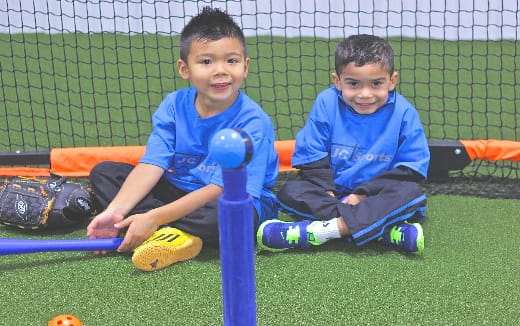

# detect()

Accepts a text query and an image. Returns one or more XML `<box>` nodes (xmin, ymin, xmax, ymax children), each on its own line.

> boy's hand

<box><xmin>114</xmin><ymin>213</ymin><xmax>159</xmax><ymax>253</ymax></box>
<box><xmin>340</xmin><ymin>194</ymin><xmax>367</xmax><ymax>206</ymax></box>
<box><xmin>87</xmin><ymin>210</ymin><xmax>124</xmax><ymax>254</ymax></box>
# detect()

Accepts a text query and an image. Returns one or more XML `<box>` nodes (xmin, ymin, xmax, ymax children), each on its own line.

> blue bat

<box><xmin>0</xmin><ymin>238</ymin><xmax>123</xmax><ymax>255</ymax></box>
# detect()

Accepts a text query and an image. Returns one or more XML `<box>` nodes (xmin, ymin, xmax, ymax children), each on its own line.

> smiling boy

<box><xmin>257</xmin><ymin>34</ymin><xmax>430</xmax><ymax>254</ymax></box>
<box><xmin>87</xmin><ymin>7</ymin><xmax>279</xmax><ymax>271</ymax></box>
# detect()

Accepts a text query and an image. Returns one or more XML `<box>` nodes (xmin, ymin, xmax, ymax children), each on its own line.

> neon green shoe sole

<box><xmin>256</xmin><ymin>219</ymin><xmax>317</xmax><ymax>252</ymax></box>
<box><xmin>381</xmin><ymin>222</ymin><xmax>424</xmax><ymax>254</ymax></box>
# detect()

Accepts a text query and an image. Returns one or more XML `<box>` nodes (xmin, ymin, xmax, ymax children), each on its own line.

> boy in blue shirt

<box><xmin>87</xmin><ymin>7</ymin><xmax>279</xmax><ymax>271</ymax></box>
<box><xmin>257</xmin><ymin>34</ymin><xmax>430</xmax><ymax>254</ymax></box>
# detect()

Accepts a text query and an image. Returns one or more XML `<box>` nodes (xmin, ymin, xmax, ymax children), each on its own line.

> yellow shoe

<box><xmin>132</xmin><ymin>227</ymin><xmax>203</xmax><ymax>271</ymax></box>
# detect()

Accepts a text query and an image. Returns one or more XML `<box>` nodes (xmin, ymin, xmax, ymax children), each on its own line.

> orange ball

<box><xmin>47</xmin><ymin>314</ymin><xmax>83</xmax><ymax>326</ymax></box>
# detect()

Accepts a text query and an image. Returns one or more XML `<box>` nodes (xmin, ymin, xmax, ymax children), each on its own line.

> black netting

<box><xmin>1</xmin><ymin>0</ymin><xmax>519</xmax><ymax>195</ymax></box>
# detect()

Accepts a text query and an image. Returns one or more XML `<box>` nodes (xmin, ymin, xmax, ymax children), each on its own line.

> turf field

<box><xmin>1</xmin><ymin>33</ymin><xmax>519</xmax><ymax>325</ymax></box>
<box><xmin>0</xmin><ymin>195</ymin><xmax>519</xmax><ymax>325</ymax></box>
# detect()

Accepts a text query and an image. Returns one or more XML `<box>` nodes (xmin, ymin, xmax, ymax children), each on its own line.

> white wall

<box><xmin>1</xmin><ymin>0</ymin><xmax>518</xmax><ymax>40</ymax></box>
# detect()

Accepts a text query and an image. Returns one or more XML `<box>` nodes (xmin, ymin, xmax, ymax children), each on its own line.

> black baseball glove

<box><xmin>0</xmin><ymin>174</ymin><xmax>97</xmax><ymax>230</ymax></box>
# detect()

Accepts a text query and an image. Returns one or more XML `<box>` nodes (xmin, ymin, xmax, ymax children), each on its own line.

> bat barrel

<box><xmin>0</xmin><ymin>238</ymin><xmax>123</xmax><ymax>255</ymax></box>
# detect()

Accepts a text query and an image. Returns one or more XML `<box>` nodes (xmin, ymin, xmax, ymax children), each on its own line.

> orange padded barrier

<box><xmin>460</xmin><ymin>139</ymin><xmax>520</xmax><ymax>162</ymax></box>
<box><xmin>0</xmin><ymin>167</ymin><xmax>52</xmax><ymax>177</ymax></box>
<box><xmin>51</xmin><ymin>146</ymin><xmax>146</xmax><ymax>177</ymax></box>
<box><xmin>0</xmin><ymin>140</ymin><xmax>296</xmax><ymax>177</ymax></box>
<box><xmin>4</xmin><ymin>139</ymin><xmax>520</xmax><ymax>177</ymax></box>
<box><xmin>274</xmin><ymin>140</ymin><xmax>296</xmax><ymax>172</ymax></box>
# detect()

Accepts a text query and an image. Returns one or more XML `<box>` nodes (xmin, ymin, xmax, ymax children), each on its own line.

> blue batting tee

<box><xmin>140</xmin><ymin>87</ymin><xmax>279</xmax><ymax>220</ymax></box>
<box><xmin>293</xmin><ymin>87</ymin><xmax>430</xmax><ymax>194</ymax></box>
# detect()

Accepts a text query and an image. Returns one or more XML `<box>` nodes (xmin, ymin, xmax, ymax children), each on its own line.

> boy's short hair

<box><xmin>179</xmin><ymin>7</ymin><xmax>247</xmax><ymax>61</ymax></box>
<box><xmin>334</xmin><ymin>34</ymin><xmax>394</xmax><ymax>76</ymax></box>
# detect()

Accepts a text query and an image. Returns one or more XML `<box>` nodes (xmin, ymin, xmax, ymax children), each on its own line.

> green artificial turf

<box><xmin>1</xmin><ymin>32</ymin><xmax>520</xmax><ymax>326</ymax></box>
<box><xmin>1</xmin><ymin>194</ymin><xmax>519</xmax><ymax>325</ymax></box>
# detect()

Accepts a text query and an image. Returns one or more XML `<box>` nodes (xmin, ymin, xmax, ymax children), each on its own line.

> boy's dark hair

<box><xmin>179</xmin><ymin>7</ymin><xmax>247</xmax><ymax>61</ymax></box>
<box><xmin>334</xmin><ymin>34</ymin><xmax>394</xmax><ymax>76</ymax></box>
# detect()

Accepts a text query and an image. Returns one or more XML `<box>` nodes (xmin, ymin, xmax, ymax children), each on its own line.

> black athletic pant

<box><xmin>89</xmin><ymin>161</ymin><xmax>226</xmax><ymax>246</ymax></box>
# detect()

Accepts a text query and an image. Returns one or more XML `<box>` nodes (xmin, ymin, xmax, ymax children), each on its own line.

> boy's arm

<box><xmin>352</xmin><ymin>166</ymin><xmax>424</xmax><ymax>196</ymax></box>
<box><xmin>145</xmin><ymin>183</ymin><xmax>223</xmax><ymax>227</ymax></box>
<box><xmin>115</xmin><ymin>183</ymin><xmax>223</xmax><ymax>252</ymax></box>
<box><xmin>87</xmin><ymin>163</ymin><xmax>165</xmax><ymax>250</ymax></box>
<box><xmin>104</xmin><ymin>163</ymin><xmax>165</xmax><ymax>217</ymax></box>
<box><xmin>296</xmin><ymin>156</ymin><xmax>335</xmax><ymax>192</ymax></box>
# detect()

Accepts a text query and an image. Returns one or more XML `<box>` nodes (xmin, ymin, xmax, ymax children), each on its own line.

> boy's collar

<box><xmin>386</xmin><ymin>89</ymin><xmax>397</xmax><ymax>104</ymax></box>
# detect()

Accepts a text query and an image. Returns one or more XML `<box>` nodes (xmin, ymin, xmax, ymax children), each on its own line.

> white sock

<box><xmin>308</xmin><ymin>219</ymin><xmax>342</xmax><ymax>243</ymax></box>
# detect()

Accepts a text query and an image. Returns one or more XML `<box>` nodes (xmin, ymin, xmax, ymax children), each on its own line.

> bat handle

<box><xmin>0</xmin><ymin>238</ymin><xmax>123</xmax><ymax>255</ymax></box>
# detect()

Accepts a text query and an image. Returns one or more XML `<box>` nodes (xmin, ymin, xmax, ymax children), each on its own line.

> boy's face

<box><xmin>332</xmin><ymin>62</ymin><xmax>398</xmax><ymax>115</ymax></box>
<box><xmin>177</xmin><ymin>37</ymin><xmax>249</xmax><ymax>114</ymax></box>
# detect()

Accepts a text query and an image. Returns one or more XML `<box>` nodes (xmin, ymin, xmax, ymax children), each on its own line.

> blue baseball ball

<box><xmin>210</xmin><ymin>128</ymin><xmax>252</xmax><ymax>169</ymax></box>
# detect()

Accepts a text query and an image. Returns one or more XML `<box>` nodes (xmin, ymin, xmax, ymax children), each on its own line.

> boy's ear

<box><xmin>177</xmin><ymin>59</ymin><xmax>190</xmax><ymax>80</ymax></box>
<box><xmin>331</xmin><ymin>72</ymin><xmax>341</xmax><ymax>90</ymax></box>
<box><xmin>243</xmin><ymin>57</ymin><xmax>250</xmax><ymax>77</ymax></box>
<box><xmin>389</xmin><ymin>72</ymin><xmax>399</xmax><ymax>91</ymax></box>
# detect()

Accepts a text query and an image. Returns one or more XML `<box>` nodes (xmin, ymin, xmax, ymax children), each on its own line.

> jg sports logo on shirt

<box><xmin>172</xmin><ymin>152</ymin><xmax>218</xmax><ymax>174</ymax></box>
<box><xmin>330</xmin><ymin>144</ymin><xmax>392</xmax><ymax>166</ymax></box>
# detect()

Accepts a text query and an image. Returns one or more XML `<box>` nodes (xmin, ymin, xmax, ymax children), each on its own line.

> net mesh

<box><xmin>1</xmin><ymin>0</ymin><xmax>519</xmax><ymax>197</ymax></box>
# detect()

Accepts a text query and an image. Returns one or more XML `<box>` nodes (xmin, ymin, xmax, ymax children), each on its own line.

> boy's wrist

<box><xmin>104</xmin><ymin>204</ymin><xmax>130</xmax><ymax>217</ymax></box>
<box><xmin>145</xmin><ymin>207</ymin><xmax>170</xmax><ymax>228</ymax></box>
